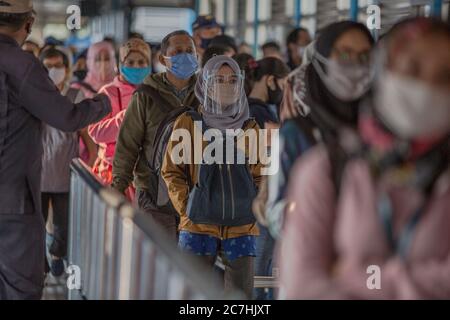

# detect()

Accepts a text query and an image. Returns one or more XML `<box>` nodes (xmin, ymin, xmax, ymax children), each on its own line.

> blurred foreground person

<box><xmin>286</xmin><ymin>27</ymin><xmax>312</xmax><ymax>70</ymax></box>
<box><xmin>264</xmin><ymin>21</ymin><xmax>374</xmax><ymax>239</ymax></box>
<box><xmin>0</xmin><ymin>0</ymin><xmax>111</xmax><ymax>299</ymax></box>
<box><xmin>89</xmin><ymin>38</ymin><xmax>152</xmax><ymax>201</ymax></box>
<box><xmin>162</xmin><ymin>56</ymin><xmax>263</xmax><ymax>298</ymax></box>
<box><xmin>279</xmin><ymin>17</ymin><xmax>450</xmax><ymax>300</ymax></box>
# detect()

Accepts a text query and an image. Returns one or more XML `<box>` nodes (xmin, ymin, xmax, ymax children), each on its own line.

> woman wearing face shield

<box><xmin>71</xmin><ymin>41</ymin><xmax>117</xmax><ymax>98</ymax></box>
<box><xmin>279</xmin><ymin>18</ymin><xmax>450</xmax><ymax>299</ymax></box>
<box><xmin>161</xmin><ymin>56</ymin><xmax>264</xmax><ymax>298</ymax></box>
<box><xmin>71</xmin><ymin>41</ymin><xmax>118</xmax><ymax>167</ymax></box>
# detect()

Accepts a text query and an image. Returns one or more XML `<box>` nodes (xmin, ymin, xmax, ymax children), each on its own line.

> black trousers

<box><xmin>0</xmin><ymin>214</ymin><xmax>45</xmax><ymax>300</ymax></box>
<box><xmin>135</xmin><ymin>189</ymin><xmax>178</xmax><ymax>242</ymax></box>
<box><xmin>199</xmin><ymin>255</ymin><xmax>254</xmax><ymax>299</ymax></box>
<box><xmin>41</xmin><ymin>192</ymin><xmax>69</xmax><ymax>258</ymax></box>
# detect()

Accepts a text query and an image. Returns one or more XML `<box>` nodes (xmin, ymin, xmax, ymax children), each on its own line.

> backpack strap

<box><xmin>75</xmin><ymin>81</ymin><xmax>97</xmax><ymax>95</ymax></box>
<box><xmin>185</xmin><ymin>110</ymin><xmax>209</xmax><ymax>134</ymax></box>
<box><xmin>66</xmin><ymin>87</ymin><xmax>80</xmax><ymax>103</ymax></box>
<box><xmin>190</xmin><ymin>96</ymin><xmax>200</xmax><ymax>110</ymax></box>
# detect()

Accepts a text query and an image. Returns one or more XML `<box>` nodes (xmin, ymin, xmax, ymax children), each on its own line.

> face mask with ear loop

<box><xmin>312</xmin><ymin>51</ymin><xmax>374</xmax><ymax>102</ymax></box>
<box><xmin>48</xmin><ymin>67</ymin><xmax>66</xmax><ymax>86</ymax></box>
<box><xmin>163</xmin><ymin>53</ymin><xmax>199</xmax><ymax>80</ymax></box>
<box><xmin>375</xmin><ymin>71</ymin><xmax>450</xmax><ymax>140</ymax></box>
<box><xmin>371</xmin><ymin>44</ymin><xmax>450</xmax><ymax>140</ymax></box>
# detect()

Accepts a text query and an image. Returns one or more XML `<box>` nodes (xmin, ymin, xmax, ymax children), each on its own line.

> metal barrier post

<box><xmin>68</xmin><ymin>159</ymin><xmax>241</xmax><ymax>300</ymax></box>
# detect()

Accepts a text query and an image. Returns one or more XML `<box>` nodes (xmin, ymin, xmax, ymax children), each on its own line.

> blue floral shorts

<box><xmin>178</xmin><ymin>231</ymin><xmax>257</xmax><ymax>261</ymax></box>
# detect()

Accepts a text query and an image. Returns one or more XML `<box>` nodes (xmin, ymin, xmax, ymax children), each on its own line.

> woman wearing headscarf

<box><xmin>161</xmin><ymin>55</ymin><xmax>264</xmax><ymax>298</ymax></box>
<box><xmin>88</xmin><ymin>38</ymin><xmax>152</xmax><ymax>201</ymax></box>
<box><xmin>71</xmin><ymin>40</ymin><xmax>117</xmax><ymax>98</ymax></box>
<box><xmin>279</xmin><ymin>17</ymin><xmax>450</xmax><ymax>299</ymax></box>
<box><xmin>71</xmin><ymin>41</ymin><xmax>118</xmax><ymax>166</ymax></box>
<box><xmin>259</xmin><ymin>21</ymin><xmax>375</xmax><ymax>239</ymax></box>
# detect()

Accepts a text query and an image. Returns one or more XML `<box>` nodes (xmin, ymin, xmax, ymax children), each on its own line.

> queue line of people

<box><xmin>6</xmin><ymin>3</ymin><xmax>450</xmax><ymax>300</ymax></box>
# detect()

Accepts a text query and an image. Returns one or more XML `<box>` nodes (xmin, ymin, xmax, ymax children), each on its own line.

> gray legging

<box><xmin>41</xmin><ymin>192</ymin><xmax>69</xmax><ymax>258</ymax></box>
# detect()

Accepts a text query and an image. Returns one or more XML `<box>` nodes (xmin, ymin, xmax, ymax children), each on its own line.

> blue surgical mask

<box><xmin>164</xmin><ymin>53</ymin><xmax>198</xmax><ymax>80</ymax></box>
<box><xmin>120</xmin><ymin>65</ymin><xmax>151</xmax><ymax>85</ymax></box>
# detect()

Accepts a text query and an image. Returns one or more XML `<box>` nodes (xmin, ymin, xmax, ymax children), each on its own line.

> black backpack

<box><xmin>73</xmin><ymin>81</ymin><xmax>97</xmax><ymax>95</ymax></box>
<box><xmin>136</xmin><ymin>84</ymin><xmax>199</xmax><ymax>211</ymax></box>
<box><xmin>184</xmin><ymin>110</ymin><xmax>258</xmax><ymax>227</ymax></box>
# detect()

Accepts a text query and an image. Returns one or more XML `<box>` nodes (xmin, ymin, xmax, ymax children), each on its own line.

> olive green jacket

<box><xmin>112</xmin><ymin>73</ymin><xmax>198</xmax><ymax>195</ymax></box>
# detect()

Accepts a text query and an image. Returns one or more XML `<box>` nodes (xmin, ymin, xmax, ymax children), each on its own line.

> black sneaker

<box><xmin>50</xmin><ymin>258</ymin><xmax>65</xmax><ymax>277</ymax></box>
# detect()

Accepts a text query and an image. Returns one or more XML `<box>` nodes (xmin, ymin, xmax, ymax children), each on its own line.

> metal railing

<box><xmin>68</xmin><ymin>159</ymin><xmax>241</xmax><ymax>300</ymax></box>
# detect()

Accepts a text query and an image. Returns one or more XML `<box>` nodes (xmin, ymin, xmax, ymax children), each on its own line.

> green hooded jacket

<box><xmin>112</xmin><ymin>72</ymin><xmax>198</xmax><ymax>197</ymax></box>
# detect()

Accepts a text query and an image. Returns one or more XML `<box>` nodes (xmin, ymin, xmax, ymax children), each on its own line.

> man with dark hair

<box><xmin>0</xmin><ymin>0</ymin><xmax>111</xmax><ymax>299</ymax></box>
<box><xmin>286</xmin><ymin>27</ymin><xmax>312</xmax><ymax>70</ymax></box>
<box><xmin>201</xmin><ymin>45</ymin><xmax>233</xmax><ymax>67</ymax></box>
<box><xmin>208</xmin><ymin>34</ymin><xmax>237</xmax><ymax>55</ymax></box>
<box><xmin>261</xmin><ymin>41</ymin><xmax>283</xmax><ymax>60</ymax></box>
<box><xmin>112</xmin><ymin>30</ymin><xmax>199</xmax><ymax>239</ymax></box>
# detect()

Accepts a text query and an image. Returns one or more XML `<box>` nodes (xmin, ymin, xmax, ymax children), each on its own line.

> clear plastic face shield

<box><xmin>203</xmin><ymin>67</ymin><xmax>246</xmax><ymax>116</ymax></box>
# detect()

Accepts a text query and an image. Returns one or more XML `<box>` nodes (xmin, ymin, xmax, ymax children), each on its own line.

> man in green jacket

<box><xmin>112</xmin><ymin>30</ymin><xmax>199</xmax><ymax>239</ymax></box>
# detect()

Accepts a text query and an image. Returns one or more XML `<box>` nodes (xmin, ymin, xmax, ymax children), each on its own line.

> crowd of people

<box><xmin>1</xmin><ymin>0</ymin><xmax>449</xmax><ymax>300</ymax></box>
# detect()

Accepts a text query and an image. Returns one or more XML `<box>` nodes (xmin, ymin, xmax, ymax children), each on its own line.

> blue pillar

<box><xmin>194</xmin><ymin>0</ymin><xmax>200</xmax><ymax>17</ymax></box>
<box><xmin>223</xmin><ymin>0</ymin><xmax>228</xmax><ymax>32</ymax></box>
<box><xmin>253</xmin><ymin>0</ymin><xmax>259</xmax><ymax>57</ymax></box>
<box><xmin>294</xmin><ymin>0</ymin><xmax>302</xmax><ymax>27</ymax></box>
<box><xmin>350</xmin><ymin>0</ymin><xmax>359</xmax><ymax>21</ymax></box>
<box><xmin>432</xmin><ymin>0</ymin><xmax>442</xmax><ymax>18</ymax></box>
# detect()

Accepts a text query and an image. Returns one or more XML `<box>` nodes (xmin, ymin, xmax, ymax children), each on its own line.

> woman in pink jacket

<box><xmin>89</xmin><ymin>38</ymin><xmax>152</xmax><ymax>200</ymax></box>
<box><xmin>279</xmin><ymin>18</ymin><xmax>450</xmax><ymax>300</ymax></box>
<box><xmin>71</xmin><ymin>41</ymin><xmax>118</xmax><ymax>166</ymax></box>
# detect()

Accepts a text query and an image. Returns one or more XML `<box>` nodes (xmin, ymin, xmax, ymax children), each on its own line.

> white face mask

<box><xmin>48</xmin><ymin>67</ymin><xmax>66</xmax><ymax>86</ymax></box>
<box><xmin>375</xmin><ymin>71</ymin><xmax>450</xmax><ymax>140</ymax></box>
<box><xmin>154</xmin><ymin>62</ymin><xmax>166</xmax><ymax>74</ymax></box>
<box><xmin>298</xmin><ymin>46</ymin><xmax>307</xmax><ymax>59</ymax></box>
<box><xmin>313</xmin><ymin>52</ymin><xmax>373</xmax><ymax>102</ymax></box>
